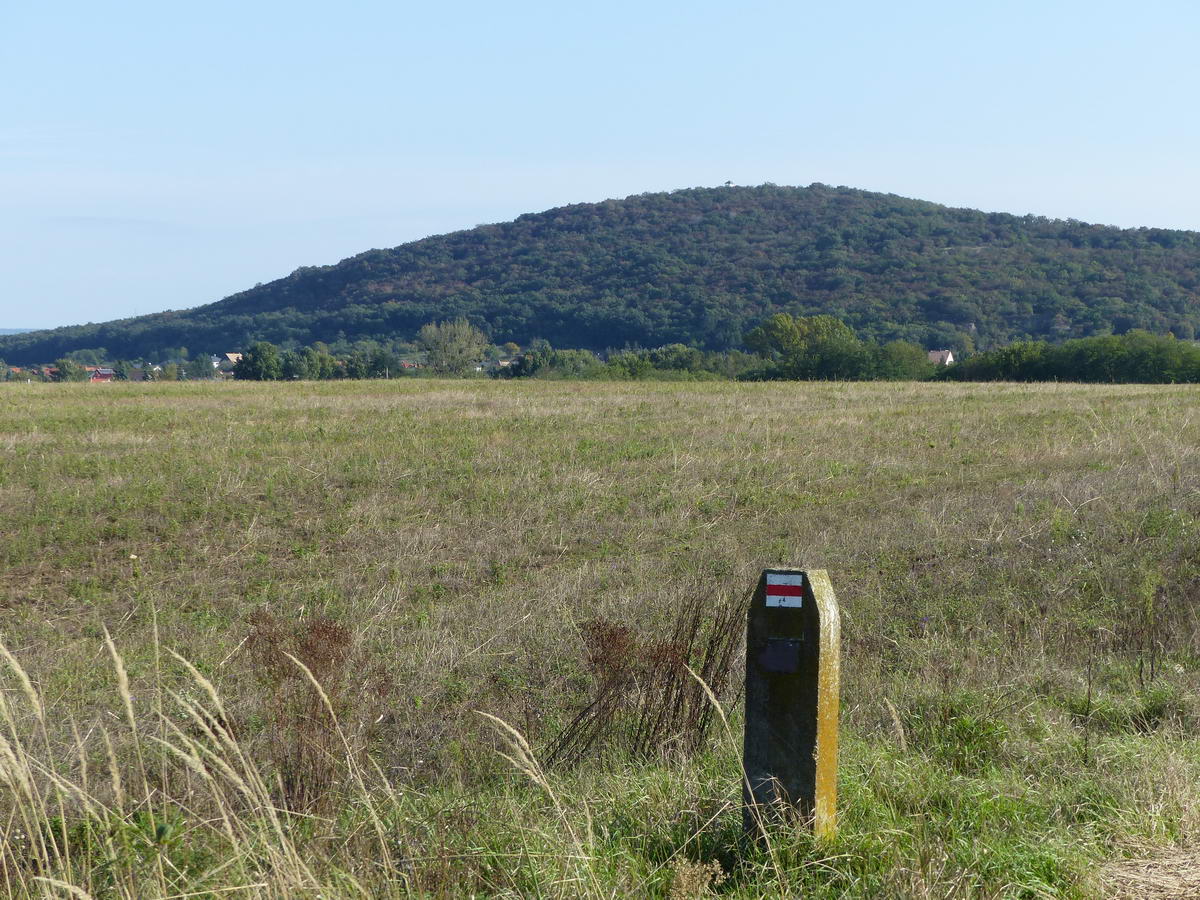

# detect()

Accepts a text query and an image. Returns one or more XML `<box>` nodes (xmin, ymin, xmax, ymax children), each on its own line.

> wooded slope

<box><xmin>4</xmin><ymin>184</ymin><xmax>1198</xmax><ymax>363</ymax></box>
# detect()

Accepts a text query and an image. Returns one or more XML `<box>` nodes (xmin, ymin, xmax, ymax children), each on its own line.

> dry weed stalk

<box><xmin>546</xmin><ymin>584</ymin><xmax>746</xmax><ymax>768</ymax></box>
<box><xmin>668</xmin><ymin>857</ymin><xmax>726</xmax><ymax>899</ymax></box>
<box><xmin>243</xmin><ymin>611</ymin><xmax>392</xmax><ymax>815</ymax></box>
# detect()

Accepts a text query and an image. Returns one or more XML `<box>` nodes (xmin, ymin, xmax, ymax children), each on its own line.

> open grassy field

<box><xmin>1</xmin><ymin>379</ymin><xmax>1199</xmax><ymax>898</ymax></box>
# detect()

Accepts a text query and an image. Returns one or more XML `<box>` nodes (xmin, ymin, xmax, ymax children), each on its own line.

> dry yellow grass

<box><xmin>1101</xmin><ymin>850</ymin><xmax>1200</xmax><ymax>898</ymax></box>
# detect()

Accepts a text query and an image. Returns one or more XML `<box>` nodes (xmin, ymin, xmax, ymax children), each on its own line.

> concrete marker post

<box><xmin>743</xmin><ymin>568</ymin><xmax>840</xmax><ymax>839</ymax></box>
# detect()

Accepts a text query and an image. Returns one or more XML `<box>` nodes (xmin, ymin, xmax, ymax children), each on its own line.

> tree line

<box><xmin>233</xmin><ymin>318</ymin><xmax>492</xmax><ymax>380</ymax></box>
<box><xmin>11</xmin><ymin>313</ymin><xmax>1200</xmax><ymax>385</ymax></box>
<box><xmin>938</xmin><ymin>330</ymin><xmax>1200</xmax><ymax>383</ymax></box>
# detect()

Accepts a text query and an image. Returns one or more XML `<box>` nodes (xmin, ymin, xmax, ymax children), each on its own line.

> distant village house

<box><xmin>928</xmin><ymin>350</ymin><xmax>955</xmax><ymax>366</ymax></box>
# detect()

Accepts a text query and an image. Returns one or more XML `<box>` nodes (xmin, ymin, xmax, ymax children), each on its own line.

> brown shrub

<box><xmin>244</xmin><ymin>611</ymin><xmax>391</xmax><ymax>811</ymax></box>
<box><xmin>546</xmin><ymin>585</ymin><xmax>746</xmax><ymax>767</ymax></box>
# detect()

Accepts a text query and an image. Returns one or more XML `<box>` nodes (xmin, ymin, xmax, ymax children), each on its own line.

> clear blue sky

<box><xmin>3</xmin><ymin>0</ymin><xmax>1198</xmax><ymax>329</ymax></box>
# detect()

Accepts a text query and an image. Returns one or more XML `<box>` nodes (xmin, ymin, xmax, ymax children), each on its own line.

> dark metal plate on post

<box><xmin>760</xmin><ymin>637</ymin><xmax>803</xmax><ymax>673</ymax></box>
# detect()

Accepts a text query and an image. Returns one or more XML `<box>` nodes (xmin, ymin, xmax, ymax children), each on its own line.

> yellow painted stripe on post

<box><xmin>809</xmin><ymin>569</ymin><xmax>840</xmax><ymax>840</ymax></box>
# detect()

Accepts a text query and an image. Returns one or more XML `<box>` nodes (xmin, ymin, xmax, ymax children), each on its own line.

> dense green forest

<box><xmin>3</xmin><ymin>183</ymin><xmax>1200</xmax><ymax>365</ymax></box>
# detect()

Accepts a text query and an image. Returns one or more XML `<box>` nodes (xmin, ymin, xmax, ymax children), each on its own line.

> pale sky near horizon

<box><xmin>2</xmin><ymin>0</ymin><xmax>1198</xmax><ymax>329</ymax></box>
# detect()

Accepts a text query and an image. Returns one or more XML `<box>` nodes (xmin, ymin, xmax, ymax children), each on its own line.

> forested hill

<box><xmin>4</xmin><ymin>184</ymin><xmax>1200</xmax><ymax>364</ymax></box>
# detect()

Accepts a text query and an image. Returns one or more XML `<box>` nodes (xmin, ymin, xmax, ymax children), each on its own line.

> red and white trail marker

<box><xmin>765</xmin><ymin>572</ymin><xmax>805</xmax><ymax>607</ymax></box>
